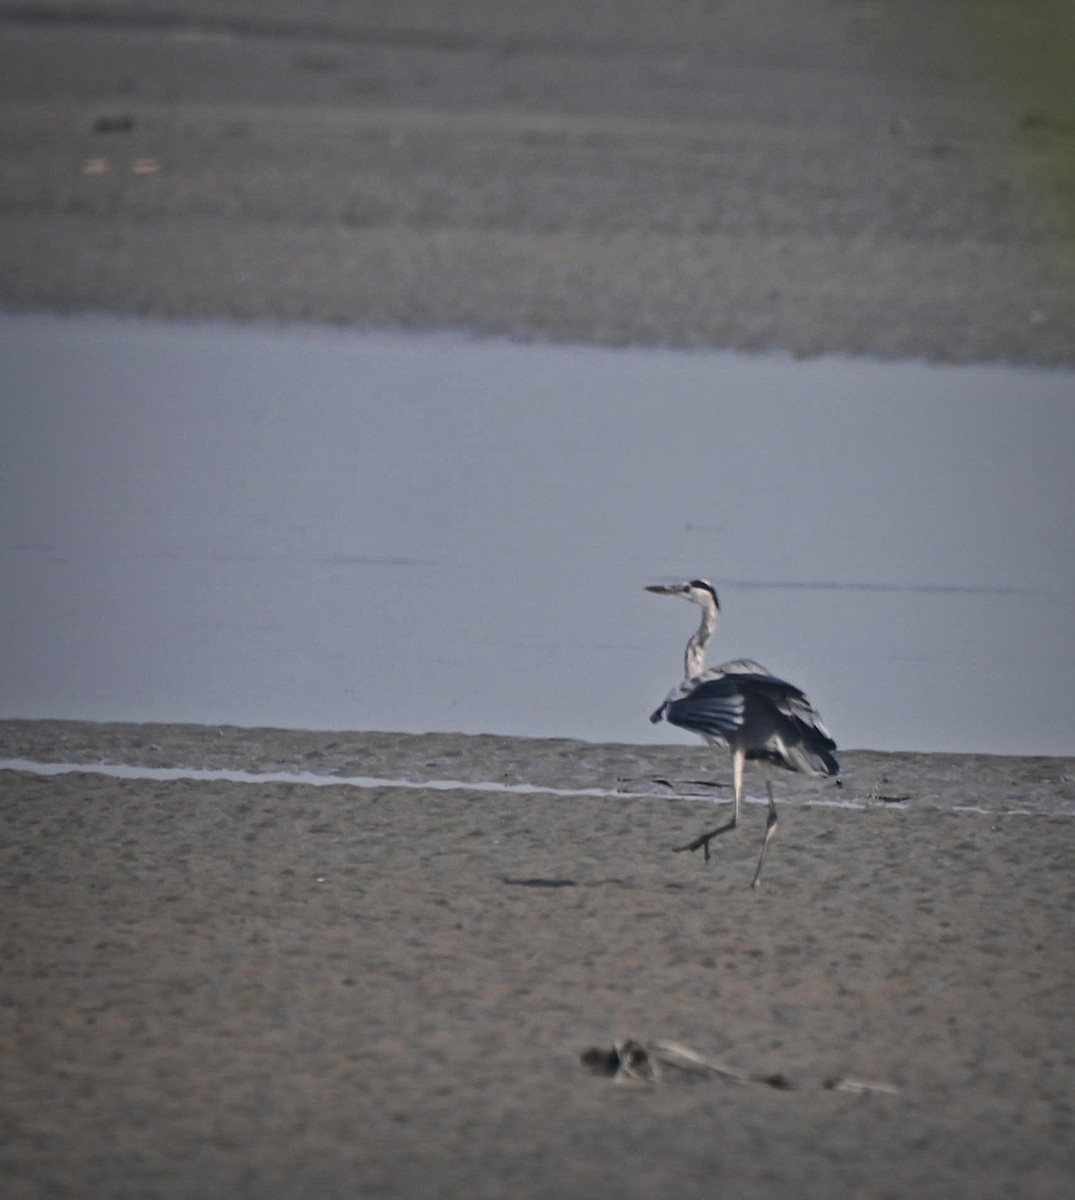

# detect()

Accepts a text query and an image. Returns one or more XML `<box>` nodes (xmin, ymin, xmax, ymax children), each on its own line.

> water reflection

<box><xmin>2</xmin><ymin>312</ymin><xmax>1072</xmax><ymax>753</ymax></box>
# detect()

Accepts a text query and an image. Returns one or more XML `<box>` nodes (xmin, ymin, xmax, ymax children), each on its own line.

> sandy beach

<box><xmin>2</xmin><ymin>2</ymin><xmax>1075</xmax><ymax>1197</ymax></box>
<box><xmin>2</xmin><ymin>720</ymin><xmax>1074</xmax><ymax>1199</ymax></box>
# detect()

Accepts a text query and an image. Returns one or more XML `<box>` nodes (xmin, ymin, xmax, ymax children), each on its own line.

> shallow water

<box><xmin>2</xmin><ymin>312</ymin><xmax>1073</xmax><ymax>753</ymax></box>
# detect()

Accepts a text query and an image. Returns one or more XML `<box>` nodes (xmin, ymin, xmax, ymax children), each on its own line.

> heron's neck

<box><xmin>684</xmin><ymin>601</ymin><xmax>718</xmax><ymax>679</ymax></box>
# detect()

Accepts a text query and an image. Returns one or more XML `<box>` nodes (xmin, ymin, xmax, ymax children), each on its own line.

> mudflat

<box><xmin>2</xmin><ymin>720</ymin><xmax>1074</xmax><ymax>1198</ymax></box>
<box><xmin>0</xmin><ymin>0</ymin><xmax>1073</xmax><ymax>361</ymax></box>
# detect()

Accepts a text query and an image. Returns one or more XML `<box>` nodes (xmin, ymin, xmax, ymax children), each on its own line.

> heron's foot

<box><xmin>673</xmin><ymin>832</ymin><xmax>715</xmax><ymax>861</ymax></box>
<box><xmin>673</xmin><ymin>818</ymin><xmax>737</xmax><ymax>862</ymax></box>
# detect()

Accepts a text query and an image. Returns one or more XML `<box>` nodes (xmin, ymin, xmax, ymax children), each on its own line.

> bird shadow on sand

<box><xmin>500</xmin><ymin>876</ymin><xmax>632</xmax><ymax>889</ymax></box>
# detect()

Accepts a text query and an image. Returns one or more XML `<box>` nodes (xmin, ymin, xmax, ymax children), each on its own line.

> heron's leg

<box><xmin>674</xmin><ymin>749</ymin><xmax>744</xmax><ymax>862</ymax></box>
<box><xmin>732</xmin><ymin>749</ymin><xmax>743</xmax><ymax>825</ymax></box>
<box><xmin>750</xmin><ymin>778</ymin><xmax>779</xmax><ymax>889</ymax></box>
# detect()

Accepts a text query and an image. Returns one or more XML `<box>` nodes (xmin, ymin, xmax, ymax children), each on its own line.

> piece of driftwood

<box><xmin>581</xmin><ymin>1038</ymin><xmax>898</xmax><ymax>1096</ymax></box>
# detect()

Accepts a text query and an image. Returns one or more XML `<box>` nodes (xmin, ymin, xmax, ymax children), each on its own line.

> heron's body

<box><xmin>647</xmin><ymin>579</ymin><xmax>838</xmax><ymax>886</ymax></box>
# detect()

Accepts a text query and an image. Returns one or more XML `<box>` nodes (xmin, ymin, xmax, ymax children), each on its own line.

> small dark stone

<box><xmin>93</xmin><ymin>114</ymin><xmax>135</xmax><ymax>134</ymax></box>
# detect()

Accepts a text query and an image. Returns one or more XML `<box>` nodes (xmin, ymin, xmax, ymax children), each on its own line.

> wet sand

<box><xmin>2</xmin><ymin>720</ymin><xmax>1074</xmax><ymax>1198</ymax></box>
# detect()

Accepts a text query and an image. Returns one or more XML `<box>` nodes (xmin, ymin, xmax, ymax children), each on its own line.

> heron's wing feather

<box><xmin>735</xmin><ymin>674</ymin><xmax>839</xmax><ymax>771</ymax></box>
<box><xmin>749</xmin><ymin>676</ymin><xmax>837</xmax><ymax>748</ymax></box>
<box><xmin>710</xmin><ymin>658</ymin><xmax>774</xmax><ymax>678</ymax></box>
<box><xmin>664</xmin><ymin>675</ymin><xmax>747</xmax><ymax>742</ymax></box>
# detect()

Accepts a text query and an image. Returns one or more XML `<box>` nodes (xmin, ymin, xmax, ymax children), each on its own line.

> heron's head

<box><xmin>645</xmin><ymin>579</ymin><xmax>720</xmax><ymax>610</ymax></box>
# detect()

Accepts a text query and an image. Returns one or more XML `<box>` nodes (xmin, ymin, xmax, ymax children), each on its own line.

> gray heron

<box><xmin>647</xmin><ymin>579</ymin><xmax>839</xmax><ymax>887</ymax></box>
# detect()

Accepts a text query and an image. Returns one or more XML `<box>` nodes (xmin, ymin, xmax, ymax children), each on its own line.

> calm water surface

<box><xmin>2</xmin><ymin>313</ymin><xmax>1072</xmax><ymax>754</ymax></box>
